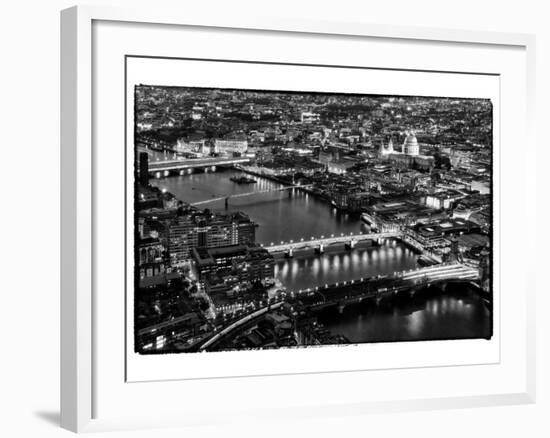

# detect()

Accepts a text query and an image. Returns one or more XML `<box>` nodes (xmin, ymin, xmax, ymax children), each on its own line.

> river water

<box><xmin>151</xmin><ymin>168</ymin><xmax>492</xmax><ymax>342</ymax></box>
<box><xmin>316</xmin><ymin>285</ymin><xmax>492</xmax><ymax>343</ymax></box>
<box><xmin>152</xmin><ymin>168</ymin><xmax>368</xmax><ymax>244</ymax></box>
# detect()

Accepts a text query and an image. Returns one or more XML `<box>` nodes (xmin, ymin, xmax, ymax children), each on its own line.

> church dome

<box><xmin>403</xmin><ymin>132</ymin><xmax>419</xmax><ymax>156</ymax></box>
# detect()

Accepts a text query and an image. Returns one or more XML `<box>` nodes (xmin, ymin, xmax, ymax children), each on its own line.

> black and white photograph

<box><xmin>133</xmin><ymin>85</ymin><xmax>493</xmax><ymax>354</ymax></box>
<box><xmin>2</xmin><ymin>0</ymin><xmax>544</xmax><ymax>435</ymax></box>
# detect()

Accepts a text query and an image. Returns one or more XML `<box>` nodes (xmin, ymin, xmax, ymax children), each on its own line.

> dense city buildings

<box><xmin>134</xmin><ymin>85</ymin><xmax>493</xmax><ymax>353</ymax></box>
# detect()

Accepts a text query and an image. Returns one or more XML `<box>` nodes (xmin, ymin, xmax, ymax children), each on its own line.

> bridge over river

<box><xmin>198</xmin><ymin>262</ymin><xmax>480</xmax><ymax>351</ymax></box>
<box><xmin>295</xmin><ymin>262</ymin><xmax>480</xmax><ymax>312</ymax></box>
<box><xmin>190</xmin><ymin>184</ymin><xmax>313</xmax><ymax>207</ymax></box>
<box><xmin>149</xmin><ymin>156</ymin><xmax>251</xmax><ymax>178</ymax></box>
<box><xmin>264</xmin><ymin>231</ymin><xmax>401</xmax><ymax>255</ymax></box>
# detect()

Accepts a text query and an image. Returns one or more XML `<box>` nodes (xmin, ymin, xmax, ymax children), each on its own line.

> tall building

<box><xmin>167</xmin><ymin>212</ymin><xmax>257</xmax><ymax>265</ymax></box>
<box><xmin>139</xmin><ymin>152</ymin><xmax>149</xmax><ymax>186</ymax></box>
<box><xmin>137</xmin><ymin>237</ymin><xmax>168</xmax><ymax>280</ymax></box>
<box><xmin>196</xmin><ymin>220</ymin><xmax>209</xmax><ymax>248</ymax></box>
<box><xmin>168</xmin><ymin>216</ymin><xmax>197</xmax><ymax>266</ymax></box>
<box><xmin>193</xmin><ymin>245</ymin><xmax>275</xmax><ymax>285</ymax></box>
<box><xmin>231</xmin><ymin>212</ymin><xmax>256</xmax><ymax>244</ymax></box>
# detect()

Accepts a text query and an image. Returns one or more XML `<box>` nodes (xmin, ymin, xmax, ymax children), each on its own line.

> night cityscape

<box><xmin>133</xmin><ymin>85</ymin><xmax>493</xmax><ymax>354</ymax></box>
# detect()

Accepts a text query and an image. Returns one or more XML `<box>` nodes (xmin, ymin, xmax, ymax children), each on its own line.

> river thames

<box><xmin>152</xmin><ymin>167</ymin><xmax>368</xmax><ymax>244</ymax></box>
<box><xmin>152</xmin><ymin>168</ymin><xmax>492</xmax><ymax>343</ymax></box>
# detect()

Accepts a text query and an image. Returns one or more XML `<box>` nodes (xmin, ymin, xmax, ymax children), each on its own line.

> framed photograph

<box><xmin>61</xmin><ymin>5</ymin><xmax>536</xmax><ymax>432</ymax></box>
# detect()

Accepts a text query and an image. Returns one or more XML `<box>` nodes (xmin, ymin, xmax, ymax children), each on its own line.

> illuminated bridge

<box><xmin>264</xmin><ymin>231</ymin><xmax>402</xmax><ymax>255</ymax></box>
<box><xmin>291</xmin><ymin>262</ymin><xmax>481</xmax><ymax>311</ymax></box>
<box><xmin>149</xmin><ymin>156</ymin><xmax>251</xmax><ymax>177</ymax></box>
<box><xmin>191</xmin><ymin>184</ymin><xmax>313</xmax><ymax>207</ymax></box>
<box><xmin>198</xmin><ymin>263</ymin><xmax>480</xmax><ymax>351</ymax></box>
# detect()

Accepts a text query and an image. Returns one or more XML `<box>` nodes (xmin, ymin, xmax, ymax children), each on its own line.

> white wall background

<box><xmin>0</xmin><ymin>0</ymin><xmax>546</xmax><ymax>436</ymax></box>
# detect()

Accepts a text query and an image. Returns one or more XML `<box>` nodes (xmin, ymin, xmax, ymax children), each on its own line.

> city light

<box><xmin>135</xmin><ymin>85</ymin><xmax>493</xmax><ymax>353</ymax></box>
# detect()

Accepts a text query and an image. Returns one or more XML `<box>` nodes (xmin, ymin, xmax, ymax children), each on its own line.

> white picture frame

<box><xmin>60</xmin><ymin>5</ymin><xmax>536</xmax><ymax>433</ymax></box>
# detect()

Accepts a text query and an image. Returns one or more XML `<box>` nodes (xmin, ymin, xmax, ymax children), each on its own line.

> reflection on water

<box><xmin>274</xmin><ymin>244</ymin><xmax>418</xmax><ymax>292</ymax></box>
<box><xmin>316</xmin><ymin>285</ymin><xmax>492</xmax><ymax>343</ymax></box>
